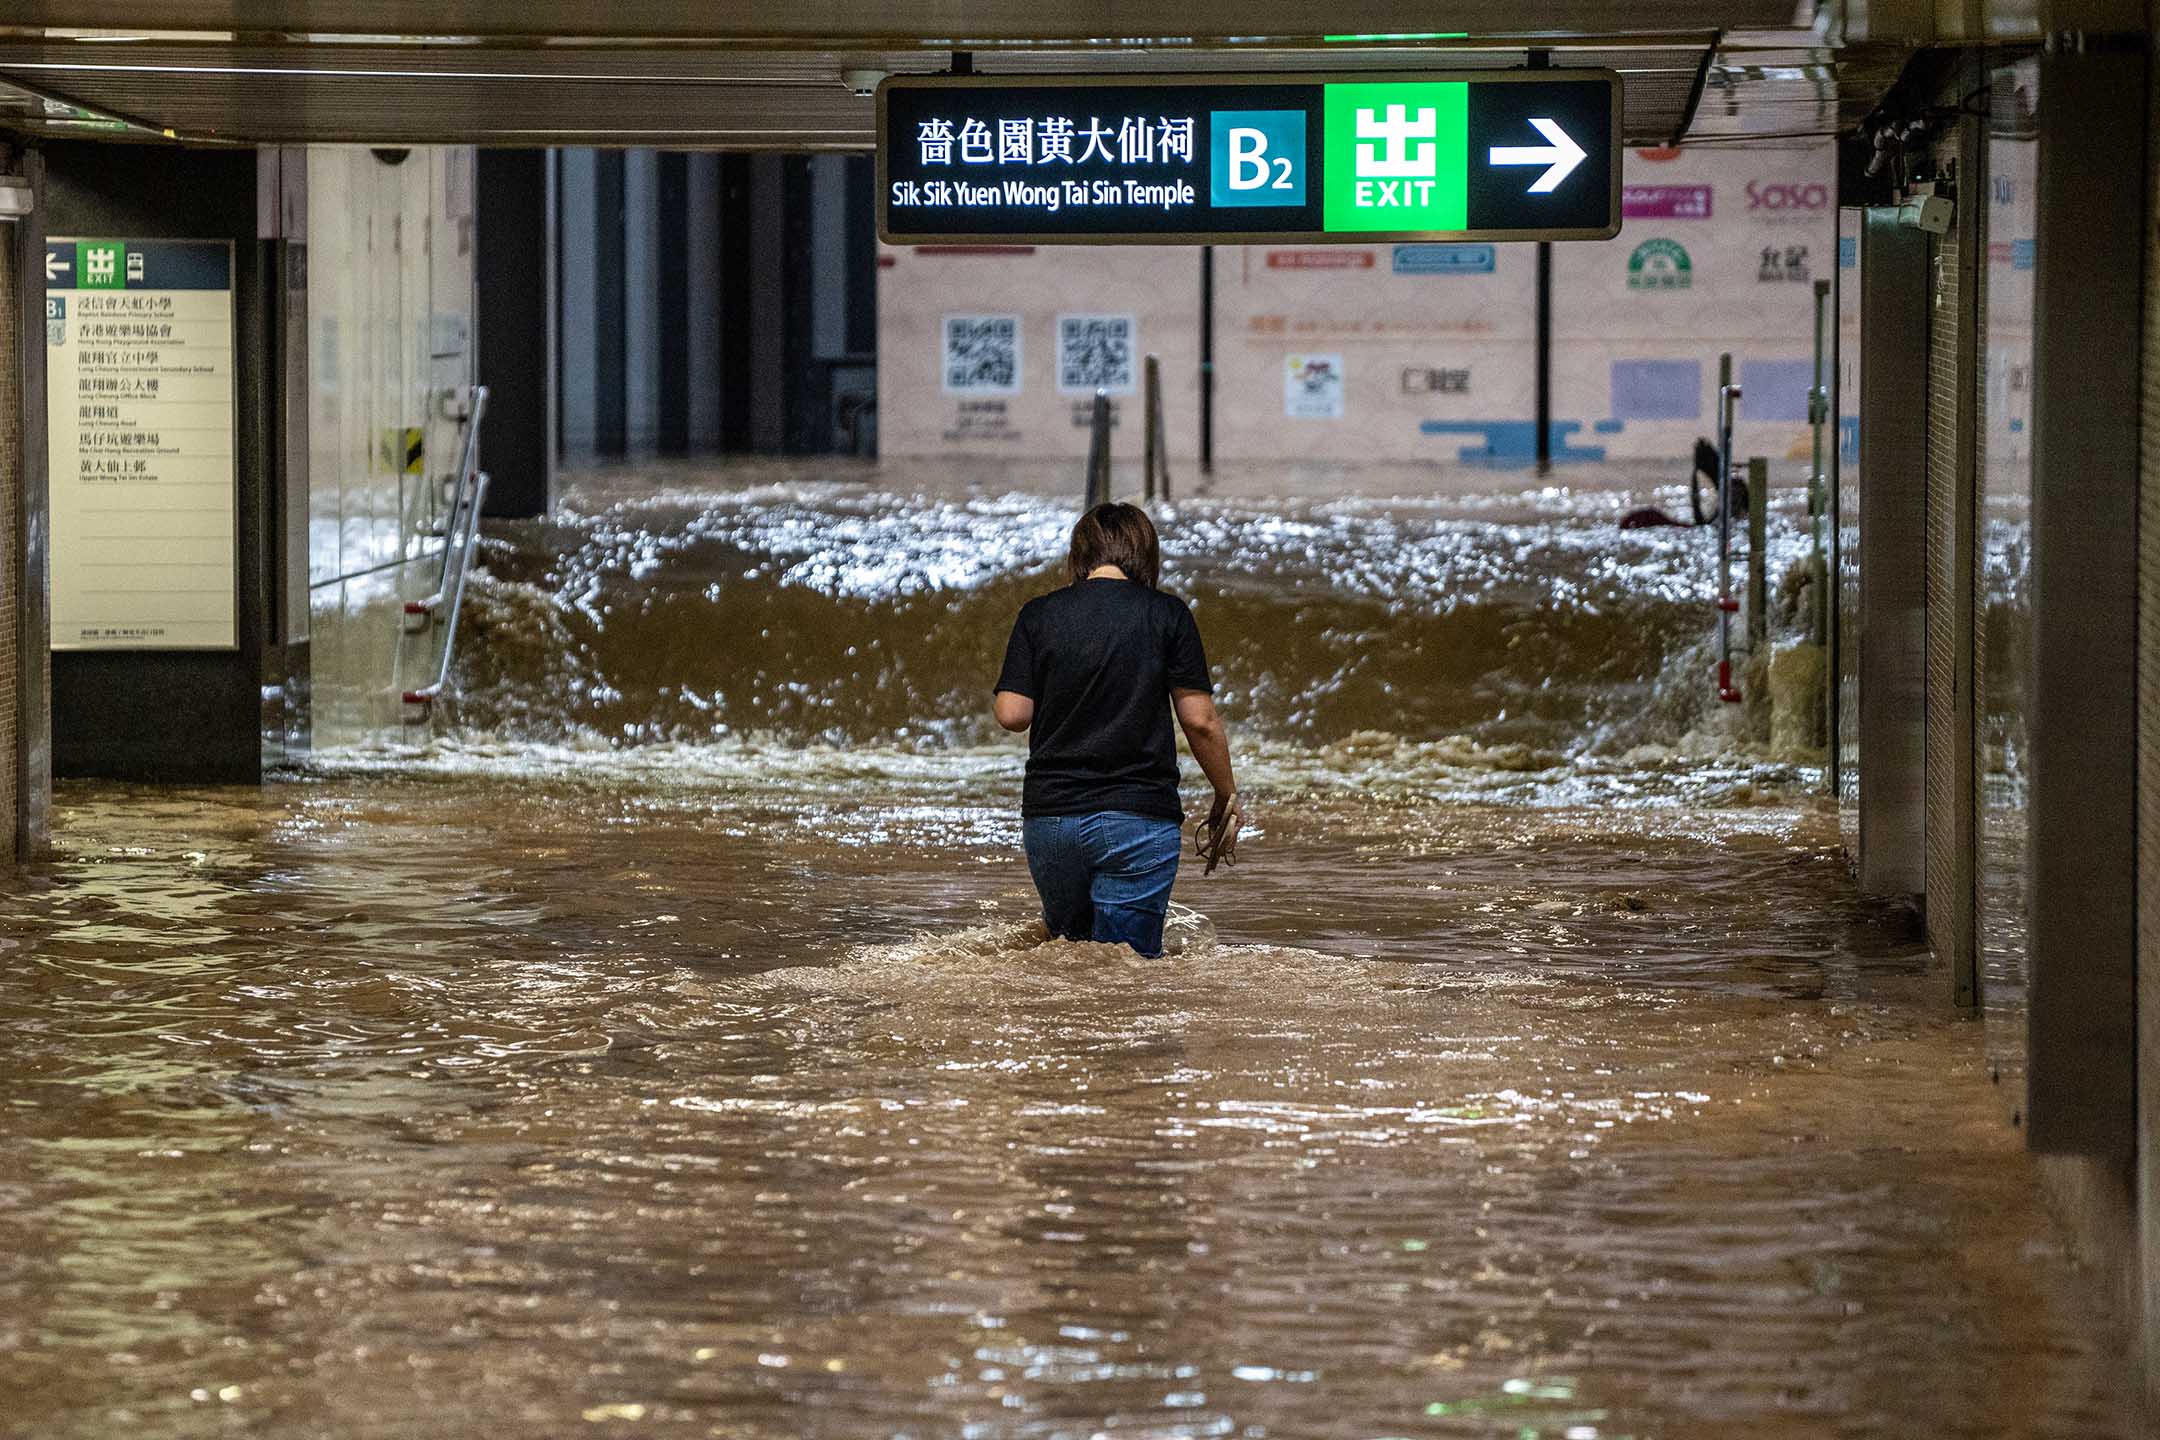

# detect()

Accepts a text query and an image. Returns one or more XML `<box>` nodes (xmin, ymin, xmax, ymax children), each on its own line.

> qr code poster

<box><xmin>942</xmin><ymin>315</ymin><xmax>1023</xmax><ymax>396</ymax></box>
<box><xmin>1055</xmin><ymin>314</ymin><xmax>1137</xmax><ymax>396</ymax></box>
<box><xmin>1284</xmin><ymin>353</ymin><xmax>1345</xmax><ymax>420</ymax></box>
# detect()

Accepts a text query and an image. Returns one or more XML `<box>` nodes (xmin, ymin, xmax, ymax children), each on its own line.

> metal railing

<box><xmin>401</xmin><ymin>384</ymin><xmax>490</xmax><ymax>722</ymax></box>
<box><xmin>1714</xmin><ymin>354</ymin><xmax>1743</xmax><ymax>704</ymax></box>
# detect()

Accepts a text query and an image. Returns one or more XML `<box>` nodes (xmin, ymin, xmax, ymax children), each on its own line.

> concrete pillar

<box><xmin>748</xmin><ymin>154</ymin><xmax>785</xmax><ymax>453</ymax></box>
<box><xmin>2140</xmin><ymin>9</ymin><xmax>2160</xmax><ymax>1403</ymax></box>
<box><xmin>1855</xmin><ymin>209</ymin><xmax>1929</xmax><ymax>900</ymax></box>
<box><xmin>684</xmin><ymin>154</ymin><xmax>721</xmax><ymax>453</ymax></box>
<box><xmin>1923</xmin><ymin>95</ymin><xmax>1983</xmax><ymax>1013</ymax></box>
<box><xmin>259</xmin><ymin>146</ymin><xmax>310</xmax><ymax>765</ymax></box>
<box><xmin>2</xmin><ymin>143</ymin><xmax>52</xmax><ymax>860</ymax></box>
<box><xmin>656</xmin><ymin>151</ymin><xmax>688</xmax><ymax>455</ymax></box>
<box><xmin>812</xmin><ymin>154</ymin><xmax>849</xmax><ymax>364</ymax></box>
<box><xmin>475</xmin><ymin>149</ymin><xmax>558</xmax><ymax>518</ymax></box>
<box><xmin>717</xmin><ymin>155</ymin><xmax>751</xmax><ymax>453</ymax></box>
<box><xmin>557</xmin><ymin>148</ymin><xmax>597</xmax><ymax>460</ymax></box>
<box><xmin>593</xmin><ymin>150</ymin><xmax>626</xmax><ymax>456</ymax></box>
<box><xmin>44</xmin><ymin>142</ymin><xmax>267</xmax><ymax>784</ymax></box>
<box><xmin>622</xmin><ymin>149</ymin><xmax>659</xmax><ymax>455</ymax></box>
<box><xmin>2026</xmin><ymin>44</ymin><xmax>2142</xmax><ymax>1164</ymax></box>
<box><xmin>0</xmin><ymin>162</ymin><xmax>17</xmax><ymax>862</ymax></box>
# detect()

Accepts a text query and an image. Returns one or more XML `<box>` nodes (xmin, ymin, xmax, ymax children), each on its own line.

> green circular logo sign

<box><xmin>1627</xmin><ymin>238</ymin><xmax>1693</xmax><ymax>290</ymax></box>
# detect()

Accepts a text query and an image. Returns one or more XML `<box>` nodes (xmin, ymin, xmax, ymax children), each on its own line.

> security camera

<box><xmin>842</xmin><ymin>68</ymin><xmax>888</xmax><ymax>98</ymax></box>
<box><xmin>1898</xmin><ymin>194</ymin><xmax>1953</xmax><ymax>235</ymax></box>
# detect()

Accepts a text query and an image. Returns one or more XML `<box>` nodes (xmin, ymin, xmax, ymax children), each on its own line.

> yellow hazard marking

<box><xmin>402</xmin><ymin>427</ymin><xmax>425</xmax><ymax>475</ymax></box>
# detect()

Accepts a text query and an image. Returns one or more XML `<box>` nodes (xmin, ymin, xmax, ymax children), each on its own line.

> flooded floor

<box><xmin>0</xmin><ymin>756</ymin><xmax>2138</xmax><ymax>1438</ymax></box>
<box><xmin>4</xmin><ymin>461</ymin><xmax>2136</xmax><ymax>1436</ymax></box>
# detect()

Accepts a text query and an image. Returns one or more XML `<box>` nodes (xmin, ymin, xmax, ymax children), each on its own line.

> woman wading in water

<box><xmin>993</xmin><ymin>503</ymin><xmax>1242</xmax><ymax>958</ymax></box>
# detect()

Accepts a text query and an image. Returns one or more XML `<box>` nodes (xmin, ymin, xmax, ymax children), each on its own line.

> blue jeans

<box><xmin>1022</xmin><ymin>811</ymin><xmax>1183</xmax><ymax>958</ymax></box>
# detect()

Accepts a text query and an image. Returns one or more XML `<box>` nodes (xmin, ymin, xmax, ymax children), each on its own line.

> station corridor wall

<box><xmin>1839</xmin><ymin>36</ymin><xmax>2155</xmax><ymax>1401</ymax></box>
<box><xmin>877</xmin><ymin>244</ymin><xmax>1202</xmax><ymax>475</ymax></box>
<box><xmin>878</xmin><ymin>141</ymin><xmax>1835</xmax><ymax>477</ymax></box>
<box><xmin>304</xmin><ymin>146</ymin><xmax>477</xmax><ymax>749</ymax></box>
<box><xmin>1770</xmin><ymin>12</ymin><xmax>2156</xmax><ymax>1397</ymax></box>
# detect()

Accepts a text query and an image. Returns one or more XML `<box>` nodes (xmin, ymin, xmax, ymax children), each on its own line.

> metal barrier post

<box><xmin>1084</xmin><ymin>389</ymin><xmax>1112</xmax><ymax>509</ymax></box>
<box><xmin>1715</xmin><ymin>355</ymin><xmax>1742</xmax><ymax>702</ymax></box>
<box><xmin>1747</xmin><ymin>456</ymin><xmax>1769</xmax><ymax>652</ymax></box>
<box><xmin>1143</xmin><ymin>355</ymin><xmax>1160</xmax><ymax>502</ymax></box>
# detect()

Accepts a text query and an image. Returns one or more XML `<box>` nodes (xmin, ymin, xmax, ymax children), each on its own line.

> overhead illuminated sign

<box><xmin>878</xmin><ymin>70</ymin><xmax>1620</xmax><ymax>245</ymax></box>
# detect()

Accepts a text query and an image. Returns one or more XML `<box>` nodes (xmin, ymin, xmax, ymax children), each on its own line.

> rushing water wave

<box><xmin>447</xmin><ymin>466</ymin><xmax>1818</xmax><ymax>761</ymax></box>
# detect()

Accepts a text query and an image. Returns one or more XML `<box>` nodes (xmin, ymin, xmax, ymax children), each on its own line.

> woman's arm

<box><xmin>994</xmin><ymin>690</ymin><xmax>1036</xmax><ymax>733</ymax></box>
<box><xmin>1172</xmin><ymin>688</ymin><xmax>1235</xmax><ymax>798</ymax></box>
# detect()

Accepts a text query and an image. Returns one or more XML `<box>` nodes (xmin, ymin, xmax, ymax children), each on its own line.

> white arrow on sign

<box><xmin>1488</xmin><ymin>117</ymin><xmax>1588</xmax><ymax>194</ymax></box>
<box><xmin>44</xmin><ymin>249</ymin><xmax>70</xmax><ymax>283</ymax></box>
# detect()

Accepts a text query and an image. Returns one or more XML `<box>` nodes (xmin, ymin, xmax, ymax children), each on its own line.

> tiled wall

<box><xmin>305</xmin><ymin>147</ymin><xmax>476</xmax><ymax>747</ymax></box>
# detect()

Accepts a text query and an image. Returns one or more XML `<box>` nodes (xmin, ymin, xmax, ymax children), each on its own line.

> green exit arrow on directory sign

<box><xmin>878</xmin><ymin>69</ymin><xmax>1620</xmax><ymax>246</ymax></box>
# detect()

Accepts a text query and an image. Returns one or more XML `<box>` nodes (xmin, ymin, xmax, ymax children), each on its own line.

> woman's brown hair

<box><xmin>1067</xmin><ymin>502</ymin><xmax>1161</xmax><ymax>589</ymax></box>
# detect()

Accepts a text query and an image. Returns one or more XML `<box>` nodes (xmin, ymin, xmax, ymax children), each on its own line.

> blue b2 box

<box><xmin>1209</xmin><ymin>110</ymin><xmax>1306</xmax><ymax>208</ymax></box>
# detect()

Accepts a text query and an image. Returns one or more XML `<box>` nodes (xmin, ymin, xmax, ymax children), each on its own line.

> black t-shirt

<box><xmin>995</xmin><ymin>578</ymin><xmax>1214</xmax><ymax>821</ymax></box>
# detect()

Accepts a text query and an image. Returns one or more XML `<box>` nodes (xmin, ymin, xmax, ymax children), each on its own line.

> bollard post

<box><xmin>1147</xmin><ymin>354</ymin><xmax>1171</xmax><ymax>503</ymax></box>
<box><xmin>1084</xmin><ymin>389</ymin><xmax>1112</xmax><ymax>509</ymax></box>
<box><xmin>1143</xmin><ymin>355</ymin><xmax>1160</xmax><ymax>502</ymax></box>
<box><xmin>1747</xmin><ymin>456</ymin><xmax>1769</xmax><ymax>651</ymax></box>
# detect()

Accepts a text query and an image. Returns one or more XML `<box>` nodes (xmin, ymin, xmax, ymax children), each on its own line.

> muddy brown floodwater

<box><xmin>0</xmin><ymin>463</ymin><xmax>2141</xmax><ymax>1437</ymax></box>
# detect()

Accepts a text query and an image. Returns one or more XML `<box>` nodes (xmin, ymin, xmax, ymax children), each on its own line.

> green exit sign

<box><xmin>1321</xmin><ymin>81</ymin><xmax>1471</xmax><ymax>232</ymax></box>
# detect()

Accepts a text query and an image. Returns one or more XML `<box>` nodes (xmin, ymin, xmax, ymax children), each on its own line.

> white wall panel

<box><xmin>877</xmin><ymin>140</ymin><xmax>1835</xmax><ymax>476</ymax></box>
<box><xmin>306</xmin><ymin>145</ymin><xmax>478</xmax><ymax>746</ymax></box>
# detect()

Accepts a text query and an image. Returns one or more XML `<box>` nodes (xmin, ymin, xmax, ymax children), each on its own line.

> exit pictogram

<box><xmin>1323</xmin><ymin>82</ymin><xmax>1467</xmax><ymax>233</ymax></box>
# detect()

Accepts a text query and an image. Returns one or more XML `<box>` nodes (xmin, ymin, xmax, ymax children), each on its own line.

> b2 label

<box><xmin>1210</xmin><ymin>110</ymin><xmax>1305</xmax><ymax>208</ymax></box>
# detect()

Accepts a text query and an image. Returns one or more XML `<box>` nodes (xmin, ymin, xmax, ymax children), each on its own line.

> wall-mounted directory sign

<box><xmin>878</xmin><ymin>70</ymin><xmax>1619</xmax><ymax>246</ymax></box>
<box><xmin>45</xmin><ymin>238</ymin><xmax>237</xmax><ymax>651</ymax></box>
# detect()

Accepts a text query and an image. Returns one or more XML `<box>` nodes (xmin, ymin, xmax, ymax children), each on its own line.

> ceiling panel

<box><xmin>0</xmin><ymin>7</ymin><xmax>1920</xmax><ymax>154</ymax></box>
<box><xmin>1683</xmin><ymin>39</ymin><xmax>1910</xmax><ymax>143</ymax></box>
<box><xmin>0</xmin><ymin>2</ymin><xmax>1804</xmax><ymax>43</ymax></box>
<box><xmin>0</xmin><ymin>41</ymin><xmax>1718</xmax><ymax>147</ymax></box>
